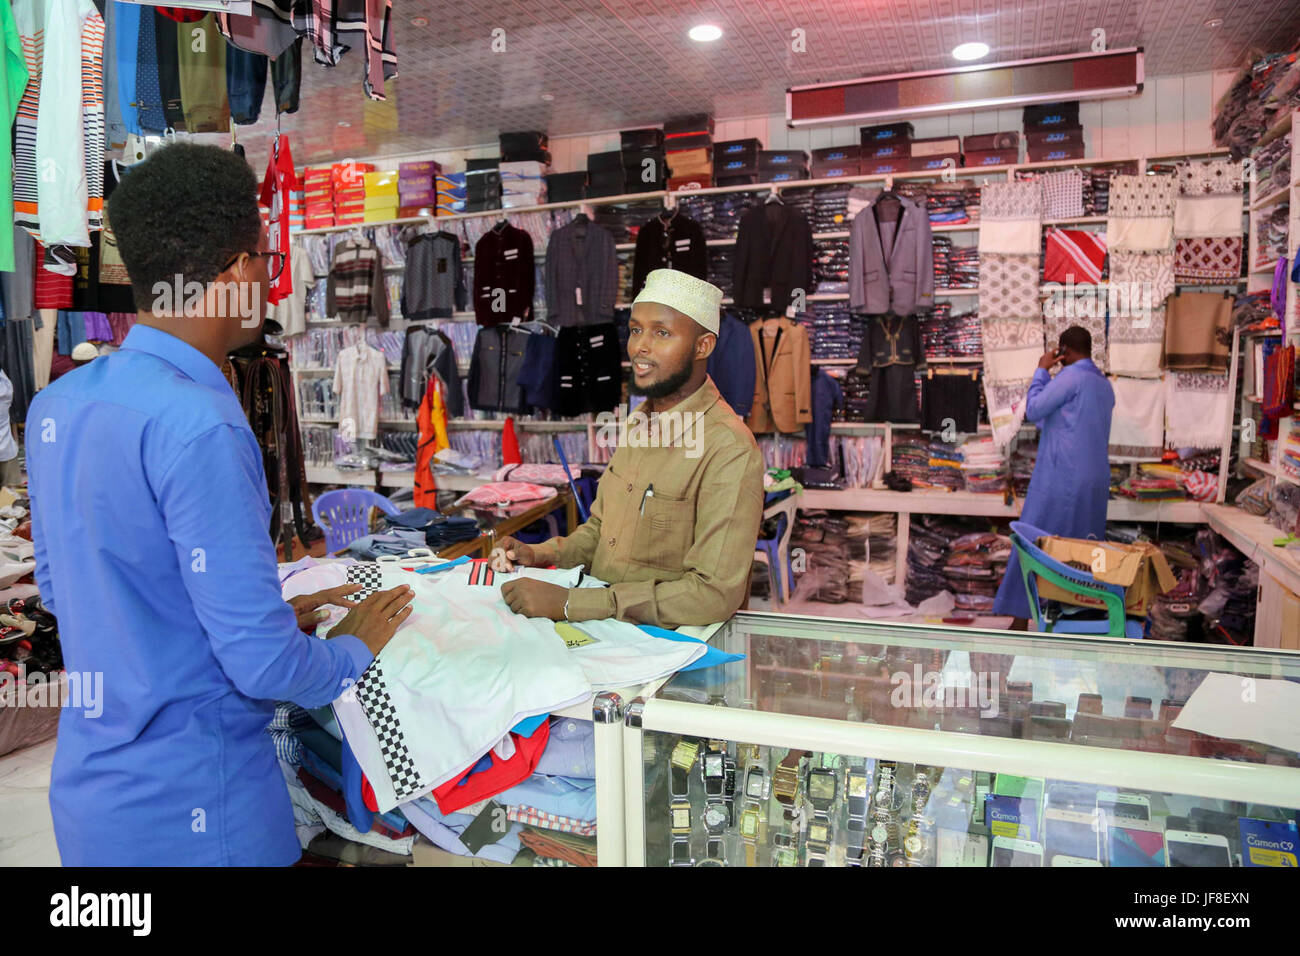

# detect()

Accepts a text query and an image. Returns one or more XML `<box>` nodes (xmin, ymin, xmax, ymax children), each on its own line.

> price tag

<box><xmin>575</xmin><ymin>287</ymin><xmax>583</xmax><ymax>306</ymax></box>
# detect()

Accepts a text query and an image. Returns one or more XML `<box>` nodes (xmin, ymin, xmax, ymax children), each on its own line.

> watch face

<box><xmin>847</xmin><ymin>773</ymin><xmax>869</xmax><ymax>799</ymax></box>
<box><xmin>809</xmin><ymin>823</ymin><xmax>829</xmax><ymax>843</ymax></box>
<box><xmin>704</xmin><ymin>754</ymin><xmax>724</xmax><ymax>777</ymax></box>
<box><xmin>808</xmin><ymin>771</ymin><xmax>836</xmax><ymax>802</ymax></box>
<box><xmin>704</xmin><ymin>806</ymin><xmax>727</xmax><ymax>829</ymax></box>
<box><xmin>904</xmin><ymin>835</ymin><xmax>923</xmax><ymax>855</ymax></box>
<box><xmin>872</xmin><ymin>824</ymin><xmax>889</xmax><ymax>844</ymax></box>
<box><xmin>745</xmin><ymin>768</ymin><xmax>764</xmax><ymax>797</ymax></box>
<box><xmin>740</xmin><ymin>812</ymin><xmax>759</xmax><ymax>838</ymax></box>
<box><xmin>671</xmin><ymin>807</ymin><xmax>691</xmax><ymax>829</ymax></box>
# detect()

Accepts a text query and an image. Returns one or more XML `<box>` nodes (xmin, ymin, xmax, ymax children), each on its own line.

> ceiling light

<box><xmin>688</xmin><ymin>24</ymin><xmax>722</xmax><ymax>43</ymax></box>
<box><xmin>337</xmin><ymin>121</ymin><xmax>351</xmax><ymax>128</ymax></box>
<box><xmin>1203</xmin><ymin>17</ymin><xmax>1223</xmax><ymax>28</ymax></box>
<box><xmin>952</xmin><ymin>42</ymin><xmax>990</xmax><ymax>61</ymax></box>
<box><xmin>541</xmin><ymin>93</ymin><xmax>554</xmax><ymax>102</ymax></box>
<box><xmin>410</xmin><ymin>16</ymin><xmax>428</xmax><ymax>27</ymax></box>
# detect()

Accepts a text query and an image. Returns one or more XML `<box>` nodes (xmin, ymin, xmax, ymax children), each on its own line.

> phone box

<box><xmin>964</xmin><ymin>130</ymin><xmax>1019</xmax><ymax>152</ymax></box>
<box><xmin>812</xmin><ymin>144</ymin><xmax>863</xmax><ymax>163</ymax></box>
<box><xmin>986</xmin><ymin>794</ymin><xmax>1040</xmax><ymax>840</ymax></box>
<box><xmin>908</xmin><ymin>153</ymin><xmax>961</xmax><ymax>172</ymax></box>
<box><xmin>1027</xmin><ymin>143</ymin><xmax>1087</xmax><ymax>163</ymax></box>
<box><xmin>964</xmin><ymin>148</ymin><xmax>1018</xmax><ymax>167</ymax></box>
<box><xmin>910</xmin><ymin>136</ymin><xmax>962</xmax><ymax>157</ymax></box>
<box><xmin>1036</xmin><ymin>535</ymin><xmax>1177</xmax><ymax>615</ymax></box>
<box><xmin>994</xmin><ymin>774</ymin><xmax>1045</xmax><ymax>831</ymax></box>
<box><xmin>861</xmin><ymin>121</ymin><xmax>915</xmax><ymax>143</ymax></box>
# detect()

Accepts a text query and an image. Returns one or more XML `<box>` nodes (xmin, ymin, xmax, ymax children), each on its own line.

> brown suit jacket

<box><xmin>746</xmin><ymin>317</ymin><xmax>812</xmax><ymax>434</ymax></box>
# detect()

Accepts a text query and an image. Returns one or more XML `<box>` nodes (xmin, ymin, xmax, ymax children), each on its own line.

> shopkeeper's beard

<box><xmin>629</xmin><ymin>357</ymin><xmax>693</xmax><ymax>400</ymax></box>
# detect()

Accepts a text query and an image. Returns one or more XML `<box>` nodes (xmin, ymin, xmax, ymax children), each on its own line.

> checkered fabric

<box><xmin>1040</xmin><ymin>169</ymin><xmax>1085</xmax><ymax>220</ymax></box>
<box><xmin>354</xmin><ymin>660</ymin><xmax>425</xmax><ymax>800</ymax></box>
<box><xmin>346</xmin><ymin>562</ymin><xmax>383</xmax><ymax>600</ymax></box>
<box><xmin>506</xmin><ymin>805</ymin><xmax>598</xmax><ymax>836</ymax></box>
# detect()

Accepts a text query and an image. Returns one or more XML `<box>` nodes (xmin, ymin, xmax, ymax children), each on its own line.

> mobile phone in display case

<box><xmin>1164</xmin><ymin>830</ymin><xmax>1232</xmax><ymax>867</ymax></box>
<box><xmin>1106</xmin><ymin>818</ymin><xmax>1167</xmax><ymax>867</ymax></box>
<box><xmin>1096</xmin><ymin>792</ymin><xmax>1151</xmax><ymax>822</ymax></box>
<box><xmin>1051</xmin><ymin>856</ymin><xmax>1103</xmax><ymax>866</ymax></box>
<box><xmin>991</xmin><ymin>836</ymin><xmax>1043</xmax><ymax>867</ymax></box>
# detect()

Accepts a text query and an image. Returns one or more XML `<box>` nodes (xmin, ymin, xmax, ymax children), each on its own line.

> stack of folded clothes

<box><xmin>811</xmin><ymin>183</ymin><xmax>852</xmax><ymax>231</ymax></box>
<box><xmin>815</xmin><ymin>238</ymin><xmax>850</xmax><ymax>293</ymax></box>
<box><xmin>947</xmin><ymin>246</ymin><xmax>980</xmax><ymax>288</ymax></box>
<box><xmin>942</xmin><ymin>531</ymin><xmax>1012</xmax><ymax>613</ymax></box>
<box><xmin>1254</xmin><ymin>134</ymin><xmax>1292</xmax><ymax>199</ymax></box>
<box><xmin>802</xmin><ymin>301</ymin><xmax>858</xmax><ymax>359</ymax></box>
<box><xmin>860</xmin><ymin>513</ymin><xmax>897</xmax><ymax>584</ymax></box>
<box><xmin>1213</xmin><ymin>50</ymin><xmax>1300</xmax><ymax>158</ymax></box>
<box><xmin>788</xmin><ymin>511</ymin><xmax>856</xmax><ymax>603</ymax></box>
<box><xmin>464</xmin><ymin>159</ymin><xmax>502</xmax><ymax>212</ymax></box>
<box><xmin>840</xmin><ymin>370</ymin><xmax>872</xmax><ymax>421</ymax></box>
<box><xmin>662</xmin><ymin>114</ymin><xmax>711</xmax><ymax>190</ymax></box>
<box><xmin>591</xmin><ymin>200</ymin><xmax>661</xmax><ymax>244</ymax></box>
<box><xmin>1232</xmin><ymin>290</ymin><xmax>1279</xmax><ymax>333</ymax></box>
<box><xmin>1117</xmin><ymin>476</ymin><xmax>1187</xmax><ymax>501</ymax></box>
<box><xmin>1084</xmin><ymin>167</ymin><xmax>1126</xmax><ymax>215</ymax></box>
<box><xmin>922</xmin><ymin>306</ymin><xmax>982</xmax><ymax>358</ymax></box>
<box><xmin>1255</xmin><ymin>203</ymin><xmax>1290</xmax><ymax>264</ymax></box>
<box><xmin>960</xmin><ymin>436</ymin><xmax>1006</xmax><ymax>493</ymax></box>
<box><xmin>932</xmin><ymin>236</ymin><xmax>952</xmax><ymax>289</ymax></box>
<box><xmin>348</xmin><ymin>506</ymin><xmax>482</xmax><ymax>555</ymax></box>
<box><xmin>500</xmin><ymin>161</ymin><xmax>550</xmax><ymax>208</ymax></box>
<box><xmin>891</xmin><ymin>435</ymin><xmax>932</xmax><ymax>485</ymax></box>
<box><xmin>1010</xmin><ymin>441</ymin><xmax>1037</xmax><ymax>497</ymax></box>
<box><xmin>926</xmin><ymin>182</ymin><xmax>975</xmax><ymax>224</ymax></box>
<box><xmin>926</xmin><ymin>440</ymin><xmax>965</xmax><ymax>491</ymax></box>
<box><xmin>707</xmin><ymin>248</ymin><xmax>735</xmax><ymax>297</ymax></box>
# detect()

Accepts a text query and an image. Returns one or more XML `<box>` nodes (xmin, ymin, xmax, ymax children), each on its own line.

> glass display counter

<box><xmin>624</xmin><ymin>612</ymin><xmax>1300</xmax><ymax>867</ymax></box>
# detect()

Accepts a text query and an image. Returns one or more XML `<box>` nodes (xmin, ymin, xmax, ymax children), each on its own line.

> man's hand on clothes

<box><xmin>289</xmin><ymin>584</ymin><xmax>363</xmax><ymax>632</ymax></box>
<box><xmin>1038</xmin><ymin>347</ymin><xmax>1063</xmax><ymax>370</ymax></box>
<box><xmin>500</xmin><ymin>578</ymin><xmax>568</xmax><ymax>620</ymax></box>
<box><xmin>490</xmin><ymin>535</ymin><xmax>539</xmax><ymax>572</ymax></box>
<box><xmin>326</xmin><ymin>585</ymin><xmax>415</xmax><ymax>656</ymax></box>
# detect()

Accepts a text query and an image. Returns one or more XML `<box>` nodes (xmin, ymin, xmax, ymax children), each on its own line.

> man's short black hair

<box><xmin>107</xmin><ymin>143</ymin><xmax>262</xmax><ymax>308</ymax></box>
<box><xmin>1059</xmin><ymin>325</ymin><xmax>1092</xmax><ymax>357</ymax></box>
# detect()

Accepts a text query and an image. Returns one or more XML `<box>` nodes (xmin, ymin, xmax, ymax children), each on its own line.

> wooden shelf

<box><xmin>1250</xmin><ymin>185</ymin><xmax>1291</xmax><ymax>211</ymax></box>
<box><xmin>797</xmin><ymin>487</ymin><xmax>1206</xmax><ymax>523</ymax></box>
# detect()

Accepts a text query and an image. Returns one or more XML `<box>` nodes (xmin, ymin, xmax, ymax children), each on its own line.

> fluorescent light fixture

<box><xmin>1203</xmin><ymin>17</ymin><xmax>1223</xmax><ymax>28</ymax></box>
<box><xmin>688</xmin><ymin>24</ymin><xmax>722</xmax><ymax>42</ymax></box>
<box><xmin>541</xmin><ymin>93</ymin><xmax>555</xmax><ymax>101</ymax></box>
<box><xmin>952</xmin><ymin>42</ymin><xmax>990</xmax><ymax>61</ymax></box>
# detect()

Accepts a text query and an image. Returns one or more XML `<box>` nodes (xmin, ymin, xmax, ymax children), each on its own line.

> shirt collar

<box><xmin>121</xmin><ymin>325</ymin><xmax>234</xmax><ymax>394</ymax></box>
<box><xmin>645</xmin><ymin>377</ymin><xmax>721</xmax><ymax>447</ymax></box>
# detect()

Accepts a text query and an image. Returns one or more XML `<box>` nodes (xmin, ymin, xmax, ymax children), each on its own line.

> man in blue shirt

<box><xmin>26</xmin><ymin>144</ymin><xmax>414</xmax><ymax>866</ymax></box>
<box><xmin>993</xmin><ymin>325</ymin><xmax>1116</xmax><ymax>623</ymax></box>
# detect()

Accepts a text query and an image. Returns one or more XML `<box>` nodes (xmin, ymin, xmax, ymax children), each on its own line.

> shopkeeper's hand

<box><xmin>326</xmin><ymin>585</ymin><xmax>416</xmax><ymax>656</ymax></box>
<box><xmin>490</xmin><ymin>535</ymin><xmax>539</xmax><ymax>572</ymax></box>
<box><xmin>501</xmin><ymin>578</ymin><xmax>568</xmax><ymax>620</ymax></box>
<box><xmin>289</xmin><ymin>584</ymin><xmax>363</xmax><ymax>632</ymax></box>
<box><xmin>1038</xmin><ymin>347</ymin><xmax>1063</xmax><ymax>370</ymax></box>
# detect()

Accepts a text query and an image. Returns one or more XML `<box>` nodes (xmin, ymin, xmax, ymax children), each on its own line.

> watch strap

<box><xmin>744</xmin><ymin>841</ymin><xmax>757</xmax><ymax>867</ymax></box>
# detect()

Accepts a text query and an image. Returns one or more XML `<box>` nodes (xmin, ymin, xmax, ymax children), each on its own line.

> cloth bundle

<box><xmin>978</xmin><ymin>181</ymin><xmax>1043</xmax><ymax>254</ymax></box>
<box><xmin>1043</xmin><ymin>228</ymin><xmax>1106</xmax><ymax>285</ymax></box>
<box><xmin>454</xmin><ymin>481</ymin><xmax>557</xmax><ymax>507</ymax></box>
<box><xmin>959</xmin><ymin>436</ymin><xmax>1006</xmax><ymax>494</ymax></box>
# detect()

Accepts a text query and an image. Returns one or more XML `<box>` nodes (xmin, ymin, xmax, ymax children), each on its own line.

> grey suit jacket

<box><xmin>848</xmin><ymin>195</ymin><xmax>935</xmax><ymax>315</ymax></box>
<box><xmin>544</xmin><ymin>219</ymin><xmax>618</xmax><ymax>326</ymax></box>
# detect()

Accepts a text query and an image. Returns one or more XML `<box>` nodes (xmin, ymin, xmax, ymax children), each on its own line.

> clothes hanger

<box><xmin>492</xmin><ymin>217</ymin><xmax>510</xmax><ymax>234</ymax></box>
<box><xmin>765</xmin><ymin>186</ymin><xmax>783</xmax><ymax>204</ymax></box>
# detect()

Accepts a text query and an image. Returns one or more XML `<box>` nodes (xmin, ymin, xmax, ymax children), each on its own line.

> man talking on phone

<box><xmin>992</xmin><ymin>325</ymin><xmax>1115</xmax><ymax>624</ymax></box>
<box><xmin>26</xmin><ymin>144</ymin><xmax>414</xmax><ymax>866</ymax></box>
<box><xmin>491</xmin><ymin>269</ymin><xmax>765</xmax><ymax>627</ymax></box>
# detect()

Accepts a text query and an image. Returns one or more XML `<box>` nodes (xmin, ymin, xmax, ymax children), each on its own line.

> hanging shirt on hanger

<box><xmin>326</xmin><ymin>236</ymin><xmax>389</xmax><ymax>323</ymax></box>
<box><xmin>472</xmin><ymin>223</ymin><xmax>534</xmax><ymax>326</ymax></box>
<box><xmin>268</xmin><ymin>244</ymin><xmax>314</xmax><ymax>337</ymax></box>
<box><xmin>545</xmin><ymin>218</ymin><xmax>618</xmax><ymax>327</ymax></box>
<box><xmin>333</xmin><ymin>341</ymin><xmax>388</xmax><ymax>440</ymax></box>
<box><xmin>153</xmin><ymin>8</ymin><xmax>185</xmax><ymax>129</ymax></box>
<box><xmin>11</xmin><ymin>0</ymin><xmax>42</xmax><ymax>238</ymax></box>
<box><xmin>631</xmin><ymin>211</ymin><xmax>708</xmax><ymax>296</ymax></box>
<box><xmin>747</xmin><ymin>317</ymin><xmax>813</xmax><ymax>433</ymax></box>
<box><xmin>259</xmin><ymin>133</ymin><xmax>300</xmax><ymax>305</ymax></box>
<box><xmin>175</xmin><ymin>13</ymin><xmax>230</xmax><ymax>133</ymax></box>
<box><xmin>134</xmin><ymin>2</ymin><xmax>167</xmax><ymax>132</ymax></box>
<box><xmin>401</xmin><ymin>231</ymin><xmax>466</xmax><ymax>319</ymax></box>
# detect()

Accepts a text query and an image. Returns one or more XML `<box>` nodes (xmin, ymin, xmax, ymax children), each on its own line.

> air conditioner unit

<box><xmin>787</xmin><ymin>48</ymin><xmax>1143</xmax><ymax>127</ymax></box>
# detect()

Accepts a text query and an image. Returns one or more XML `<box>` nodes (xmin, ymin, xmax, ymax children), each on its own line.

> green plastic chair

<box><xmin>1010</xmin><ymin>521</ymin><xmax>1145</xmax><ymax>639</ymax></box>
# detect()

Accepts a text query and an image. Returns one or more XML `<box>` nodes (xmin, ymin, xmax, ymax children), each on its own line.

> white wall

<box><xmin>338</xmin><ymin>69</ymin><xmax>1239</xmax><ymax>173</ymax></box>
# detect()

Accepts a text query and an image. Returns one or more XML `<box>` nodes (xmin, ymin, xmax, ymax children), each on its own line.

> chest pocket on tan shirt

<box><xmin>630</xmin><ymin>484</ymin><xmax>692</xmax><ymax>572</ymax></box>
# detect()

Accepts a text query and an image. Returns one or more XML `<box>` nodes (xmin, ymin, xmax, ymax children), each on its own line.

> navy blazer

<box><xmin>707</xmin><ymin>311</ymin><xmax>757</xmax><ymax>418</ymax></box>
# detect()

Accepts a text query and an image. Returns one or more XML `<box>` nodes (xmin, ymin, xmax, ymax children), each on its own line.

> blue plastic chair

<box><xmin>312</xmin><ymin>489</ymin><xmax>402</xmax><ymax>553</ymax></box>
<box><xmin>1009</xmin><ymin>521</ymin><xmax>1145</xmax><ymax>640</ymax></box>
<box><xmin>755</xmin><ymin>496</ymin><xmax>798</xmax><ymax>605</ymax></box>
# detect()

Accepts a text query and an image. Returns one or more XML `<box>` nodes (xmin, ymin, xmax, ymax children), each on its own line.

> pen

<box><xmin>640</xmin><ymin>483</ymin><xmax>655</xmax><ymax>516</ymax></box>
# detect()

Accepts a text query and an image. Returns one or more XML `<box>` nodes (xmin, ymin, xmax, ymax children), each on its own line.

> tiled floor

<box><xmin>0</xmin><ymin>739</ymin><xmax>60</xmax><ymax>866</ymax></box>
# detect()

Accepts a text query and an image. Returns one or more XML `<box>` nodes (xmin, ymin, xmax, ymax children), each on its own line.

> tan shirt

<box><xmin>531</xmin><ymin>377</ymin><xmax>765</xmax><ymax>627</ymax></box>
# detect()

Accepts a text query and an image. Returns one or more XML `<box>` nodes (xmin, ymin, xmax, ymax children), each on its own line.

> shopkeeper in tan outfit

<box><xmin>494</xmin><ymin>269</ymin><xmax>766</xmax><ymax>627</ymax></box>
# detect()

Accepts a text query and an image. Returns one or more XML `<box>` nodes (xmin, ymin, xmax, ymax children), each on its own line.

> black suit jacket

<box><xmin>732</xmin><ymin>201</ymin><xmax>815</xmax><ymax>314</ymax></box>
<box><xmin>473</xmin><ymin>225</ymin><xmax>535</xmax><ymax>326</ymax></box>
<box><xmin>632</xmin><ymin>212</ymin><xmax>708</xmax><ymax>295</ymax></box>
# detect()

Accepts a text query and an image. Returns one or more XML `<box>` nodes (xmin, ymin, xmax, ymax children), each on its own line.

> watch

<box><xmin>703</xmin><ymin>801</ymin><xmax>728</xmax><ymax>836</ymax></box>
<box><xmin>806</xmin><ymin>767</ymin><xmax>837</xmax><ymax>818</ymax></box>
<box><xmin>744</xmin><ymin>764</ymin><xmax>769</xmax><ymax>802</ymax></box>
<box><xmin>670</xmin><ymin>837</ymin><xmax>693</xmax><ymax>867</ymax></box>
<box><xmin>669</xmin><ymin>739</ymin><xmax>699</xmax><ymax>798</ymax></box>
<box><xmin>703</xmin><ymin>836</ymin><xmax>727</xmax><ymax>865</ymax></box>
<box><xmin>805</xmin><ymin>819</ymin><xmax>832</xmax><ymax>867</ymax></box>
<box><xmin>669</xmin><ymin>797</ymin><xmax>693</xmax><ymax>867</ymax></box>
<box><xmin>845</xmin><ymin>765</ymin><xmax>871</xmax><ymax>819</ymax></box>
<box><xmin>739</xmin><ymin>805</ymin><xmax>763</xmax><ymax>867</ymax></box>
<box><xmin>844</xmin><ymin>816</ymin><xmax>868</xmax><ymax>865</ymax></box>
<box><xmin>772</xmin><ymin>749</ymin><xmax>807</xmax><ymax>819</ymax></box>
<box><xmin>701</xmin><ymin>747</ymin><xmax>726</xmax><ymax>798</ymax></box>
<box><xmin>771</xmin><ymin>828</ymin><xmax>798</xmax><ymax>867</ymax></box>
<box><xmin>723</xmin><ymin>755</ymin><xmax>738</xmax><ymax>824</ymax></box>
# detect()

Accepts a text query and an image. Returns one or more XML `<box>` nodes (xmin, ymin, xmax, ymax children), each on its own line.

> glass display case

<box><xmin>624</xmin><ymin>613</ymin><xmax>1300</xmax><ymax>867</ymax></box>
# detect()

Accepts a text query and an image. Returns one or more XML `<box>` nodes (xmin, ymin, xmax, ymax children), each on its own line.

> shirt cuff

<box><xmin>563</xmin><ymin>586</ymin><xmax>615</xmax><ymax>622</ymax></box>
<box><xmin>328</xmin><ymin>633</ymin><xmax>375</xmax><ymax>680</ymax></box>
<box><xmin>529</xmin><ymin>538</ymin><xmax>560</xmax><ymax>568</ymax></box>
<box><xmin>1033</xmin><ymin>367</ymin><xmax>1051</xmax><ymax>384</ymax></box>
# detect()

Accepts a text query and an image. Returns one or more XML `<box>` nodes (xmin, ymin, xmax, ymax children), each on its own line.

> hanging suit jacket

<box><xmin>732</xmin><ymin>202</ymin><xmax>815</xmax><ymax>314</ymax></box>
<box><xmin>631</xmin><ymin>212</ymin><xmax>708</xmax><ymax>296</ymax></box>
<box><xmin>473</xmin><ymin>224</ymin><xmax>534</xmax><ymax>326</ymax></box>
<box><xmin>746</xmin><ymin>317</ymin><xmax>812</xmax><ymax>434</ymax></box>
<box><xmin>706</xmin><ymin>311</ymin><xmax>757</xmax><ymax>418</ymax></box>
<box><xmin>848</xmin><ymin>194</ymin><xmax>935</xmax><ymax>315</ymax></box>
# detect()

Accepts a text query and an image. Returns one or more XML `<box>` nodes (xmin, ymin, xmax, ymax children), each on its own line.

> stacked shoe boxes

<box><xmin>662</xmin><ymin>115</ymin><xmax>712</xmax><ymax>190</ymax></box>
<box><xmin>435</xmin><ymin>172</ymin><xmax>467</xmax><ymax>216</ymax></box>
<box><xmin>545</xmin><ymin>170</ymin><xmax>588</xmax><ymax>202</ymax></box>
<box><xmin>714</xmin><ymin>137</ymin><xmax>762</xmax><ymax>186</ymax></box>
<box><xmin>499</xmin><ymin>131</ymin><xmax>551</xmax><ymax>208</ymax></box>
<box><xmin>397</xmin><ymin>160</ymin><xmax>441</xmax><ymax>217</ymax></box>
<box><xmin>586</xmin><ymin>149</ymin><xmax>626</xmax><ymax>197</ymax></box>
<box><xmin>962</xmin><ymin>131</ymin><xmax>1020</xmax><ymax>168</ymax></box>
<box><xmin>812</xmin><ymin>145</ymin><xmax>864</xmax><ymax>180</ymax></box>
<box><xmin>332</xmin><ymin>161</ymin><xmax>375</xmax><ymax>225</ymax></box>
<box><xmin>303</xmin><ymin>167</ymin><xmax>334</xmax><ymax>229</ymax></box>
<box><xmin>758</xmin><ymin>148</ymin><xmax>810</xmax><ymax>183</ymax></box>
<box><xmin>465</xmin><ymin>158</ymin><xmax>502</xmax><ymax>212</ymax></box>
<box><xmin>362</xmin><ymin>170</ymin><xmax>399</xmax><ymax>223</ymax></box>
<box><xmin>1023</xmin><ymin>102</ymin><xmax>1084</xmax><ymax>162</ymax></box>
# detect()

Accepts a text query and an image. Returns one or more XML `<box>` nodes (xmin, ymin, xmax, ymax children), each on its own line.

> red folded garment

<box><xmin>1044</xmin><ymin>228</ymin><xmax>1106</xmax><ymax>285</ymax></box>
<box><xmin>432</xmin><ymin>720</ymin><xmax>550</xmax><ymax>815</ymax></box>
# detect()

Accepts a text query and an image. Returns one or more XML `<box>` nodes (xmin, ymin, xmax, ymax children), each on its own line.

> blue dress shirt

<box><xmin>26</xmin><ymin>325</ymin><xmax>373</xmax><ymax>866</ymax></box>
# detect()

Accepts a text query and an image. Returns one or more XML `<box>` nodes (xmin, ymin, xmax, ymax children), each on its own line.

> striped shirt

<box><xmin>12</xmin><ymin>2</ymin><xmax>42</xmax><ymax>236</ymax></box>
<box><xmin>81</xmin><ymin>8</ymin><xmax>105</xmax><ymax>232</ymax></box>
<box><xmin>325</xmin><ymin>238</ymin><xmax>389</xmax><ymax>324</ymax></box>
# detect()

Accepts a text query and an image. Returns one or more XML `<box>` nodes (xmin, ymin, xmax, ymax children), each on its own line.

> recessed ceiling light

<box><xmin>1203</xmin><ymin>17</ymin><xmax>1223</xmax><ymax>28</ymax></box>
<box><xmin>952</xmin><ymin>42</ymin><xmax>990</xmax><ymax>61</ymax></box>
<box><xmin>541</xmin><ymin>93</ymin><xmax>554</xmax><ymax>102</ymax></box>
<box><xmin>688</xmin><ymin>24</ymin><xmax>722</xmax><ymax>43</ymax></box>
<box><xmin>410</xmin><ymin>16</ymin><xmax>428</xmax><ymax>27</ymax></box>
<box><xmin>337</xmin><ymin>121</ymin><xmax>351</xmax><ymax>128</ymax></box>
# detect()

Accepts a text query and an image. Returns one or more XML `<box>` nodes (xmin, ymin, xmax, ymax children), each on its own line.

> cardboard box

<box><xmin>759</xmin><ymin>149</ymin><xmax>809</xmax><ymax>167</ymax></box>
<box><xmin>399</xmin><ymin>160</ymin><xmax>441</xmax><ymax>177</ymax></box>
<box><xmin>963</xmin><ymin>148</ymin><xmax>1018</xmax><ymax>167</ymax></box>
<box><xmin>363</xmin><ymin>171</ymin><xmax>398</xmax><ymax>193</ymax></box>
<box><xmin>908</xmin><ymin>153</ymin><xmax>961</xmax><ymax>172</ymax></box>
<box><xmin>861</xmin><ymin>121</ymin><xmax>914</xmax><ymax>143</ymax></box>
<box><xmin>714</xmin><ymin>138</ymin><xmax>761</xmax><ymax>158</ymax></box>
<box><xmin>812</xmin><ymin>160</ymin><xmax>863</xmax><ymax>179</ymax></box>
<box><xmin>765</xmin><ymin>166</ymin><xmax>809</xmax><ymax>182</ymax></box>
<box><xmin>864</xmin><ymin>157</ymin><xmax>908</xmax><ymax>174</ymax></box>
<box><xmin>812</xmin><ymin>144</ymin><xmax>862</xmax><ymax>163</ymax></box>
<box><xmin>331</xmin><ymin>161</ymin><xmax>374</xmax><ymax>191</ymax></box>
<box><xmin>964</xmin><ymin>131</ymin><xmax>1019</xmax><ymax>152</ymax></box>
<box><xmin>397</xmin><ymin>204</ymin><xmax>435</xmax><ymax>219</ymax></box>
<box><xmin>910</xmin><ymin>135</ymin><xmax>962</xmax><ymax>157</ymax></box>
<box><xmin>668</xmin><ymin>174</ymin><xmax>712</xmax><ymax>191</ymax></box>
<box><xmin>1025</xmin><ymin>125</ymin><xmax>1085</xmax><ymax>147</ymax></box>
<box><xmin>1035</xmin><ymin>535</ymin><xmax>1177</xmax><ymax>616</ymax></box>
<box><xmin>1027</xmin><ymin>142</ymin><xmax>1086</xmax><ymax>162</ymax></box>
<box><xmin>363</xmin><ymin>194</ymin><xmax>399</xmax><ymax>212</ymax></box>
<box><xmin>363</xmin><ymin>206</ymin><xmax>399</xmax><ymax>223</ymax></box>
<box><xmin>1023</xmin><ymin>101</ymin><xmax>1080</xmax><ymax>130</ymax></box>
<box><xmin>865</xmin><ymin>141</ymin><xmax>910</xmax><ymax>158</ymax></box>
